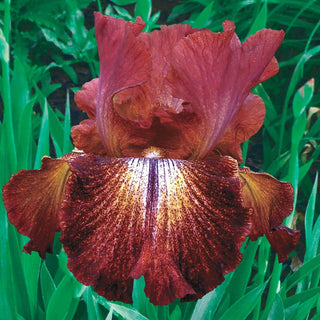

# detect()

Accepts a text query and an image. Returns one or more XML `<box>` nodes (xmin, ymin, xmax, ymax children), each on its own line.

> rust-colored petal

<box><xmin>71</xmin><ymin>119</ymin><xmax>106</xmax><ymax>156</ymax></box>
<box><xmin>74</xmin><ymin>78</ymin><xmax>99</xmax><ymax>119</ymax></box>
<box><xmin>240</xmin><ymin>169</ymin><xmax>300</xmax><ymax>262</ymax></box>
<box><xmin>60</xmin><ymin>155</ymin><xmax>251</xmax><ymax>305</ymax></box>
<box><xmin>166</xmin><ymin>24</ymin><xmax>284</xmax><ymax>159</ymax></box>
<box><xmin>95</xmin><ymin>13</ymin><xmax>152</xmax><ymax>156</ymax></box>
<box><xmin>96</xmin><ymin>16</ymin><xmax>199</xmax><ymax>158</ymax></box>
<box><xmin>113</xmin><ymin>23</ymin><xmax>197</xmax><ymax>121</ymax></box>
<box><xmin>212</xmin><ymin>93</ymin><xmax>266</xmax><ymax>162</ymax></box>
<box><xmin>2</xmin><ymin>157</ymin><xmax>72</xmax><ymax>258</ymax></box>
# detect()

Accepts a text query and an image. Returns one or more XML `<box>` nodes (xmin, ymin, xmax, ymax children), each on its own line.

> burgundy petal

<box><xmin>2</xmin><ymin>157</ymin><xmax>72</xmax><ymax>258</ymax></box>
<box><xmin>240</xmin><ymin>168</ymin><xmax>300</xmax><ymax>262</ymax></box>
<box><xmin>166</xmin><ymin>24</ymin><xmax>284</xmax><ymax>159</ymax></box>
<box><xmin>60</xmin><ymin>154</ymin><xmax>251</xmax><ymax>305</ymax></box>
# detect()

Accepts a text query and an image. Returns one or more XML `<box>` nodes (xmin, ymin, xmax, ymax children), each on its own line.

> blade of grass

<box><xmin>284</xmin><ymin>254</ymin><xmax>320</xmax><ymax>292</ymax></box>
<box><xmin>190</xmin><ymin>274</ymin><xmax>232</xmax><ymax>320</ymax></box>
<box><xmin>40</xmin><ymin>261</ymin><xmax>57</xmax><ymax>310</ymax></box>
<box><xmin>278</xmin><ymin>45</ymin><xmax>320</xmax><ymax>158</ymax></box>
<box><xmin>46</xmin><ymin>275</ymin><xmax>84</xmax><ymax>320</ymax></box>
<box><xmin>226</xmin><ymin>240</ymin><xmax>259</xmax><ymax>304</ymax></box>
<box><xmin>0</xmin><ymin>203</ymin><xmax>14</xmax><ymax>320</ymax></box>
<box><xmin>96</xmin><ymin>295</ymin><xmax>149</xmax><ymax>320</ymax></box>
<box><xmin>261</xmin><ymin>258</ymin><xmax>282</xmax><ymax>320</ymax></box>
<box><xmin>63</xmin><ymin>91</ymin><xmax>73</xmax><ymax>154</ymax></box>
<box><xmin>268</xmin><ymin>294</ymin><xmax>285</xmax><ymax>320</ymax></box>
<box><xmin>1</xmin><ymin>25</ymin><xmax>17</xmax><ymax>175</ymax></box>
<box><xmin>83</xmin><ymin>287</ymin><xmax>104</xmax><ymax>320</ymax></box>
<box><xmin>34</xmin><ymin>100</ymin><xmax>49</xmax><ymax>169</ymax></box>
<box><xmin>305</xmin><ymin>173</ymin><xmax>319</xmax><ymax>262</ymax></box>
<box><xmin>217</xmin><ymin>281</ymin><xmax>268</xmax><ymax>320</ymax></box>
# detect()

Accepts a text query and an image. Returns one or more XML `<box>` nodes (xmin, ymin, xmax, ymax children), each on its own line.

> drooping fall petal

<box><xmin>240</xmin><ymin>168</ymin><xmax>300</xmax><ymax>262</ymax></box>
<box><xmin>2</xmin><ymin>157</ymin><xmax>72</xmax><ymax>258</ymax></box>
<box><xmin>60</xmin><ymin>154</ymin><xmax>251</xmax><ymax>305</ymax></box>
<box><xmin>212</xmin><ymin>93</ymin><xmax>266</xmax><ymax>162</ymax></box>
<box><xmin>166</xmin><ymin>23</ymin><xmax>284</xmax><ymax>159</ymax></box>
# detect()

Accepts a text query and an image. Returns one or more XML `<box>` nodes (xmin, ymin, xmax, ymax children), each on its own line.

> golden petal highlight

<box><xmin>3</xmin><ymin>157</ymin><xmax>72</xmax><ymax>258</ymax></box>
<box><xmin>240</xmin><ymin>168</ymin><xmax>300</xmax><ymax>262</ymax></box>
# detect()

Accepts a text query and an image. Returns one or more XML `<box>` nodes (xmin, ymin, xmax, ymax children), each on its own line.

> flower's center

<box><xmin>142</xmin><ymin>146</ymin><xmax>165</xmax><ymax>159</ymax></box>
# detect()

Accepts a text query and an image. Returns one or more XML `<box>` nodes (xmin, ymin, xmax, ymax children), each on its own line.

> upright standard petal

<box><xmin>95</xmin><ymin>13</ymin><xmax>152</xmax><ymax>156</ymax></box>
<box><xmin>60</xmin><ymin>154</ymin><xmax>251</xmax><ymax>305</ymax></box>
<box><xmin>95</xmin><ymin>13</ymin><xmax>201</xmax><ymax>159</ymax></box>
<box><xmin>166</xmin><ymin>23</ymin><xmax>284</xmax><ymax>159</ymax></box>
<box><xmin>3</xmin><ymin>157</ymin><xmax>72</xmax><ymax>258</ymax></box>
<box><xmin>211</xmin><ymin>93</ymin><xmax>266</xmax><ymax>162</ymax></box>
<box><xmin>240</xmin><ymin>168</ymin><xmax>300</xmax><ymax>262</ymax></box>
<box><xmin>113</xmin><ymin>23</ymin><xmax>197</xmax><ymax>121</ymax></box>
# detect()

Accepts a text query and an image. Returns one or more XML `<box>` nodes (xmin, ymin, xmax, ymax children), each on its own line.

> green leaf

<box><xmin>285</xmin><ymin>255</ymin><xmax>320</xmax><ymax>292</ymax></box>
<box><xmin>132</xmin><ymin>277</ymin><xmax>157</xmax><ymax>319</ymax></box>
<box><xmin>114</xmin><ymin>5</ymin><xmax>134</xmax><ymax>19</ymax></box>
<box><xmin>0</xmin><ymin>28</ymin><xmax>9</xmax><ymax>63</ymax></box>
<box><xmin>83</xmin><ymin>287</ymin><xmax>104</xmax><ymax>320</ymax></box>
<box><xmin>7</xmin><ymin>224</ymin><xmax>32</xmax><ymax>320</ymax></box>
<box><xmin>135</xmin><ymin>0</ymin><xmax>151</xmax><ymax>22</ymax></box>
<box><xmin>191</xmin><ymin>1</ymin><xmax>214</xmax><ymax>28</ymax></box>
<box><xmin>285</xmin><ymin>287</ymin><xmax>320</xmax><ymax>307</ymax></box>
<box><xmin>96</xmin><ymin>295</ymin><xmax>149</xmax><ymax>320</ymax></box>
<box><xmin>11</xmin><ymin>58</ymin><xmax>29</xmax><ymax>128</ymax></box>
<box><xmin>190</xmin><ymin>274</ymin><xmax>231</xmax><ymax>320</ymax></box>
<box><xmin>246</xmin><ymin>2</ymin><xmax>267</xmax><ymax>38</ymax></box>
<box><xmin>0</xmin><ymin>204</ymin><xmax>14</xmax><ymax>320</ymax></box>
<box><xmin>111</xmin><ymin>0</ymin><xmax>137</xmax><ymax>5</ymax></box>
<box><xmin>292</xmin><ymin>78</ymin><xmax>314</xmax><ymax>119</ymax></box>
<box><xmin>169</xmin><ymin>305</ymin><xmax>182</xmax><ymax>320</ymax></box>
<box><xmin>217</xmin><ymin>282</ymin><xmax>268</xmax><ymax>320</ymax></box>
<box><xmin>63</xmin><ymin>91</ymin><xmax>73</xmax><ymax>154</ymax></box>
<box><xmin>268</xmin><ymin>294</ymin><xmax>285</xmax><ymax>320</ymax></box>
<box><xmin>227</xmin><ymin>241</ymin><xmax>259</xmax><ymax>304</ymax></box>
<box><xmin>287</xmin><ymin>295</ymin><xmax>318</xmax><ymax>320</ymax></box>
<box><xmin>16</xmin><ymin>99</ymin><xmax>35</xmax><ymax>170</ymax></box>
<box><xmin>106</xmin><ymin>308</ymin><xmax>114</xmax><ymax>320</ymax></box>
<box><xmin>41</xmin><ymin>28</ymin><xmax>68</xmax><ymax>52</ymax></box>
<box><xmin>40</xmin><ymin>262</ymin><xmax>57</xmax><ymax>309</ymax></box>
<box><xmin>34</xmin><ymin>100</ymin><xmax>49</xmax><ymax>169</ymax></box>
<box><xmin>46</xmin><ymin>275</ymin><xmax>83</xmax><ymax>320</ymax></box>
<box><xmin>305</xmin><ymin>173</ymin><xmax>319</xmax><ymax>262</ymax></box>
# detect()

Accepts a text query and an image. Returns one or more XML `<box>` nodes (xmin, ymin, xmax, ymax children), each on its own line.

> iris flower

<box><xmin>3</xmin><ymin>13</ymin><xmax>300</xmax><ymax>305</ymax></box>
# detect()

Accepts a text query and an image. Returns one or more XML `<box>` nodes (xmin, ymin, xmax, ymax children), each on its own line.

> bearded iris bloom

<box><xmin>3</xmin><ymin>13</ymin><xmax>300</xmax><ymax>305</ymax></box>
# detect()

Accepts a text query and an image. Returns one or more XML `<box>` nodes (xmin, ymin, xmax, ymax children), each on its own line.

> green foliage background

<box><xmin>0</xmin><ymin>0</ymin><xmax>320</xmax><ymax>319</ymax></box>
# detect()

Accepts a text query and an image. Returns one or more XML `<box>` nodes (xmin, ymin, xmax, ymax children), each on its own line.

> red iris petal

<box><xmin>212</xmin><ymin>93</ymin><xmax>266</xmax><ymax>162</ymax></box>
<box><xmin>74</xmin><ymin>78</ymin><xmax>98</xmax><ymax>119</ymax></box>
<box><xmin>166</xmin><ymin>25</ymin><xmax>284</xmax><ymax>159</ymax></box>
<box><xmin>240</xmin><ymin>169</ymin><xmax>300</xmax><ymax>262</ymax></box>
<box><xmin>71</xmin><ymin>119</ymin><xmax>106</xmax><ymax>156</ymax></box>
<box><xmin>2</xmin><ymin>157</ymin><xmax>71</xmax><ymax>258</ymax></box>
<box><xmin>60</xmin><ymin>155</ymin><xmax>251</xmax><ymax>305</ymax></box>
<box><xmin>95</xmin><ymin>13</ymin><xmax>152</xmax><ymax>156</ymax></box>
